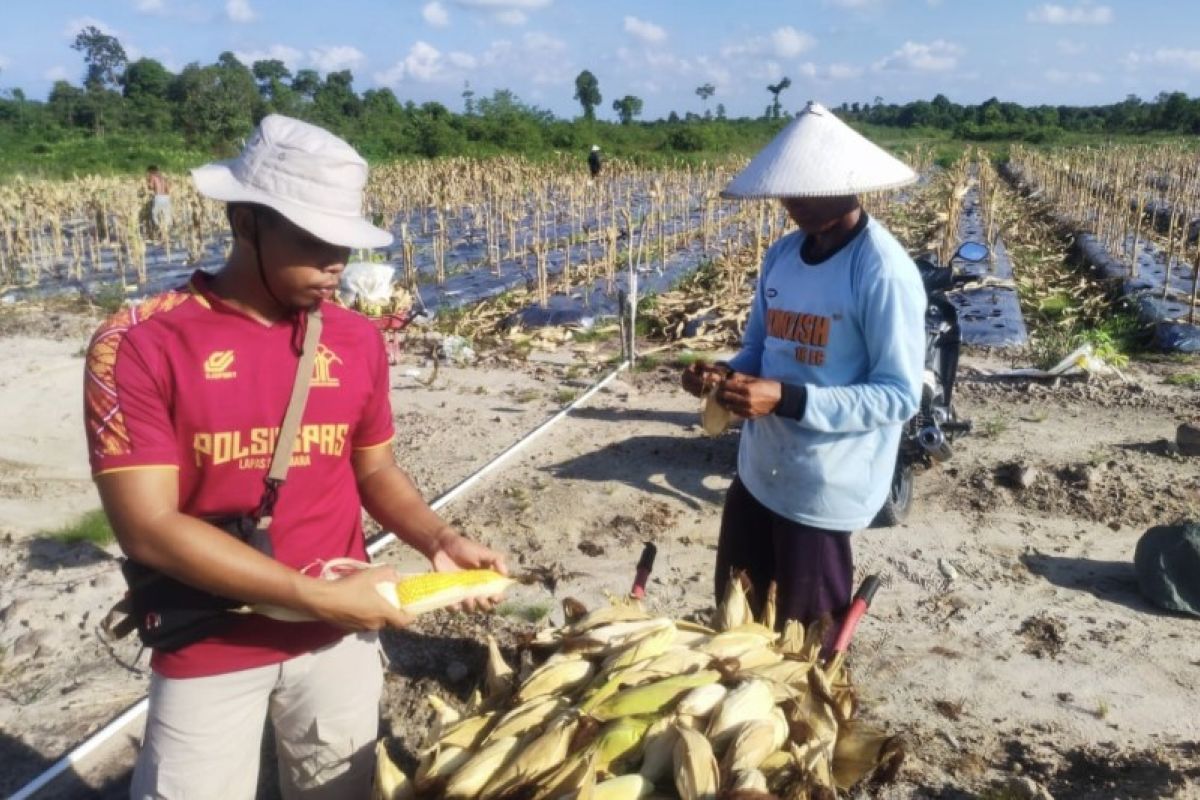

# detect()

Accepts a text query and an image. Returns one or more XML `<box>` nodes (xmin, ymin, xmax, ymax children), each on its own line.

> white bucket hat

<box><xmin>192</xmin><ymin>114</ymin><xmax>393</xmax><ymax>249</ymax></box>
<box><xmin>722</xmin><ymin>101</ymin><xmax>917</xmax><ymax>199</ymax></box>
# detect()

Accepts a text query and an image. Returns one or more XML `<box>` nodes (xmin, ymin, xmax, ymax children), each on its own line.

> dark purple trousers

<box><xmin>715</xmin><ymin>477</ymin><xmax>854</xmax><ymax>636</ymax></box>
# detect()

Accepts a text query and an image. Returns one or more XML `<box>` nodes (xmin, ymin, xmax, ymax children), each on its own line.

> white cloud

<box><xmin>1124</xmin><ymin>47</ymin><xmax>1200</xmax><ymax>71</ymax></box>
<box><xmin>873</xmin><ymin>40</ymin><xmax>963</xmax><ymax>72</ymax></box>
<box><xmin>64</xmin><ymin>17</ymin><xmax>121</xmax><ymax>38</ymax></box>
<box><xmin>453</xmin><ymin>0</ymin><xmax>551</xmax><ymax>8</ymax></box>
<box><xmin>1027</xmin><ymin>3</ymin><xmax>1112</xmax><ymax>25</ymax></box>
<box><xmin>798</xmin><ymin>61</ymin><xmax>864</xmax><ymax>81</ymax></box>
<box><xmin>423</xmin><ymin>1</ymin><xmax>450</xmax><ymax>26</ymax></box>
<box><xmin>226</xmin><ymin>0</ymin><xmax>256</xmax><ymax>23</ymax></box>
<box><xmin>624</xmin><ymin>16</ymin><xmax>666</xmax><ymax>44</ymax></box>
<box><xmin>43</xmin><ymin>65</ymin><xmax>71</xmax><ymax>81</ymax></box>
<box><xmin>494</xmin><ymin>9</ymin><xmax>526</xmax><ymax>25</ymax></box>
<box><xmin>772</xmin><ymin>26</ymin><xmax>817</xmax><ymax>58</ymax></box>
<box><xmin>135</xmin><ymin>0</ymin><xmax>166</xmax><ymax>13</ymax></box>
<box><xmin>308</xmin><ymin>45</ymin><xmax>365</xmax><ymax>73</ymax></box>
<box><xmin>453</xmin><ymin>0</ymin><xmax>551</xmax><ymax>25</ymax></box>
<box><xmin>721</xmin><ymin>26</ymin><xmax>817</xmax><ymax>60</ymax></box>
<box><xmin>0</xmin><ymin>55</ymin><xmax>10</xmax><ymax>71</ymax></box>
<box><xmin>233</xmin><ymin>44</ymin><xmax>303</xmax><ymax>70</ymax></box>
<box><xmin>1056</xmin><ymin>38</ymin><xmax>1087</xmax><ymax>55</ymax></box>
<box><xmin>1045</xmin><ymin>68</ymin><xmax>1102</xmax><ymax>83</ymax></box>
<box><xmin>825</xmin><ymin>0</ymin><xmax>885</xmax><ymax>7</ymax></box>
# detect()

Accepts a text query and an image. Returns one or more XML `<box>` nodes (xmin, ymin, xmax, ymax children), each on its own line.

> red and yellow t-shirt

<box><xmin>84</xmin><ymin>273</ymin><xmax>394</xmax><ymax>678</ymax></box>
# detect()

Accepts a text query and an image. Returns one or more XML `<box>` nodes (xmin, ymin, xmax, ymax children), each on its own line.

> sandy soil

<box><xmin>0</xmin><ymin>306</ymin><xmax>1198</xmax><ymax>799</ymax></box>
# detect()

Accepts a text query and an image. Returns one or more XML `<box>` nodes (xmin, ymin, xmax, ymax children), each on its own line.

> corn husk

<box><xmin>673</xmin><ymin>725</ymin><xmax>720</xmax><ymax>800</ymax></box>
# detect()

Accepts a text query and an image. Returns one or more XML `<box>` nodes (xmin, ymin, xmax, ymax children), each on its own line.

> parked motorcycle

<box><xmin>872</xmin><ymin>241</ymin><xmax>990</xmax><ymax>527</ymax></box>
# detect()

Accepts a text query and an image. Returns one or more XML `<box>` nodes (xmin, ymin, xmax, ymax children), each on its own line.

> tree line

<box><xmin>838</xmin><ymin>92</ymin><xmax>1200</xmax><ymax>141</ymax></box>
<box><xmin>0</xmin><ymin>26</ymin><xmax>1197</xmax><ymax>176</ymax></box>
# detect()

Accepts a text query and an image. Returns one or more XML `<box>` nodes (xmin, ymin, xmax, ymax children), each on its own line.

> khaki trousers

<box><xmin>130</xmin><ymin>632</ymin><xmax>382</xmax><ymax>800</ymax></box>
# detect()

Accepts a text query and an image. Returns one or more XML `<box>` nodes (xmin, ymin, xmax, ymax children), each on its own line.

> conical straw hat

<box><xmin>722</xmin><ymin>101</ymin><xmax>917</xmax><ymax>199</ymax></box>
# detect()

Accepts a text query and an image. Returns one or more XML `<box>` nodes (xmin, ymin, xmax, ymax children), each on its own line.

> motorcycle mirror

<box><xmin>955</xmin><ymin>242</ymin><xmax>989</xmax><ymax>263</ymax></box>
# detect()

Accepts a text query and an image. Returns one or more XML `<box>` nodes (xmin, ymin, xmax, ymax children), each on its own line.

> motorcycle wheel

<box><xmin>871</xmin><ymin>458</ymin><xmax>914</xmax><ymax>528</ymax></box>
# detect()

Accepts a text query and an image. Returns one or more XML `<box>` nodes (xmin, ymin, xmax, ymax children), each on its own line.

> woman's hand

<box><xmin>429</xmin><ymin>530</ymin><xmax>509</xmax><ymax>613</ymax></box>
<box><xmin>718</xmin><ymin>373</ymin><xmax>782</xmax><ymax>419</ymax></box>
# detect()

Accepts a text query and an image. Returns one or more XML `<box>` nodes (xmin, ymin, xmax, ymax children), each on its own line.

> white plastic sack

<box><xmin>339</xmin><ymin>261</ymin><xmax>396</xmax><ymax>307</ymax></box>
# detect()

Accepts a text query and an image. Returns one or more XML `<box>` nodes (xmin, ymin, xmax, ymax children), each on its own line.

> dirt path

<box><xmin>0</xmin><ymin>313</ymin><xmax>1197</xmax><ymax>797</ymax></box>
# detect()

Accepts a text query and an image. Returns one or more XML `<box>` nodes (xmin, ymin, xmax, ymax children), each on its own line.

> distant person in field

<box><xmin>146</xmin><ymin>165</ymin><xmax>172</xmax><ymax>240</ymax></box>
<box><xmin>89</xmin><ymin>116</ymin><xmax>506</xmax><ymax>798</ymax></box>
<box><xmin>680</xmin><ymin>101</ymin><xmax>925</xmax><ymax>641</ymax></box>
<box><xmin>588</xmin><ymin>144</ymin><xmax>603</xmax><ymax>178</ymax></box>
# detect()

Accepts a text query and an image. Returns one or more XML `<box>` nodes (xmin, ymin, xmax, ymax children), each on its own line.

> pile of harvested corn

<box><xmin>374</xmin><ymin>576</ymin><xmax>904</xmax><ymax>799</ymax></box>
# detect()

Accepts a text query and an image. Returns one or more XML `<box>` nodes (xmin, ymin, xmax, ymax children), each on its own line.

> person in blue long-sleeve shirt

<box><xmin>681</xmin><ymin>102</ymin><xmax>926</xmax><ymax>635</ymax></box>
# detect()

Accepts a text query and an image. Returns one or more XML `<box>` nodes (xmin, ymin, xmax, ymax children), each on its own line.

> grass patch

<box><xmin>511</xmin><ymin>388</ymin><xmax>541</xmax><ymax>404</ymax></box>
<box><xmin>44</xmin><ymin>509</ymin><xmax>114</xmax><ymax>547</ymax></box>
<box><xmin>1165</xmin><ymin>372</ymin><xmax>1200</xmax><ymax>388</ymax></box>
<box><xmin>496</xmin><ymin>600</ymin><xmax>553</xmax><ymax>624</ymax></box>
<box><xmin>554</xmin><ymin>388</ymin><xmax>579</xmax><ymax>405</ymax></box>
<box><xmin>977</xmin><ymin>415</ymin><xmax>1009</xmax><ymax>439</ymax></box>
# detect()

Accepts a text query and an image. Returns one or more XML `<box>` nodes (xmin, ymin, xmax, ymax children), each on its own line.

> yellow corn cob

<box><xmin>479</xmin><ymin>712</ymin><xmax>578</xmax><ymax>799</ymax></box>
<box><xmin>673</xmin><ymin>725</ymin><xmax>720</xmax><ymax>800</ymax></box>
<box><xmin>515</xmin><ymin>656</ymin><xmax>595</xmax><ymax>703</ymax></box>
<box><xmin>443</xmin><ymin>736</ymin><xmax>522</xmax><ymax>800</ymax></box>
<box><xmin>378</xmin><ymin>569</ymin><xmax>514</xmax><ymax>615</ymax></box>
<box><xmin>590</xmin><ymin>670</ymin><xmax>722</xmax><ymax>722</ymax></box>
<box><xmin>373</xmin><ymin>740</ymin><xmax>415</xmax><ymax>800</ymax></box>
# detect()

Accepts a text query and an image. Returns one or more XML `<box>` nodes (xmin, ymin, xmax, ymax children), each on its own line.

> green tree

<box><xmin>122</xmin><ymin>58</ymin><xmax>174</xmax><ymax>132</ymax></box>
<box><xmin>313</xmin><ymin>70</ymin><xmax>362</xmax><ymax>132</ymax></box>
<box><xmin>695</xmin><ymin>82</ymin><xmax>715</xmax><ymax>114</ymax></box>
<box><xmin>612</xmin><ymin>95</ymin><xmax>643</xmax><ymax>125</ymax></box>
<box><xmin>291</xmin><ymin>69</ymin><xmax>321</xmax><ymax>102</ymax></box>
<box><xmin>174</xmin><ymin>56</ymin><xmax>260</xmax><ymax>149</ymax></box>
<box><xmin>573</xmin><ymin>70</ymin><xmax>601</xmax><ymax>120</ymax></box>
<box><xmin>766</xmin><ymin>77</ymin><xmax>791</xmax><ymax>119</ymax></box>
<box><xmin>72</xmin><ymin>26</ymin><xmax>127</xmax><ymax>91</ymax></box>
<box><xmin>252</xmin><ymin>59</ymin><xmax>299</xmax><ymax>116</ymax></box>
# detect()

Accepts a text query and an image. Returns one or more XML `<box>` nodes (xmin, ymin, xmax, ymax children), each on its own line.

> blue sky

<box><xmin>2</xmin><ymin>1</ymin><xmax>1199</xmax><ymax>120</ymax></box>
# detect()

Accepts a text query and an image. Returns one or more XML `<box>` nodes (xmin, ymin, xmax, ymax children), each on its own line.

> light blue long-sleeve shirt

<box><xmin>726</xmin><ymin>215</ymin><xmax>926</xmax><ymax>531</ymax></box>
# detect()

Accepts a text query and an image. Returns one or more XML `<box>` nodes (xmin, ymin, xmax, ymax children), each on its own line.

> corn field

<box><xmin>1</xmin><ymin>150</ymin><xmax>933</xmax><ymax>313</ymax></box>
<box><xmin>1008</xmin><ymin>143</ymin><xmax>1200</xmax><ymax>324</ymax></box>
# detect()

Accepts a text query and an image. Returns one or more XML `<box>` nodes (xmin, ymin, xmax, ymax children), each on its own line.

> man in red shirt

<box><xmin>86</xmin><ymin>115</ymin><xmax>507</xmax><ymax>798</ymax></box>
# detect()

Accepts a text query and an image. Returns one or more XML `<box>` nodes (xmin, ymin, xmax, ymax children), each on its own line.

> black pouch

<box><xmin>115</xmin><ymin>515</ymin><xmax>273</xmax><ymax>652</ymax></box>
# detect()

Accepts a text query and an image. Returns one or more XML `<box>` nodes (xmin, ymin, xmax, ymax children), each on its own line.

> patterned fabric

<box><xmin>84</xmin><ymin>291</ymin><xmax>193</xmax><ymax>459</ymax></box>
